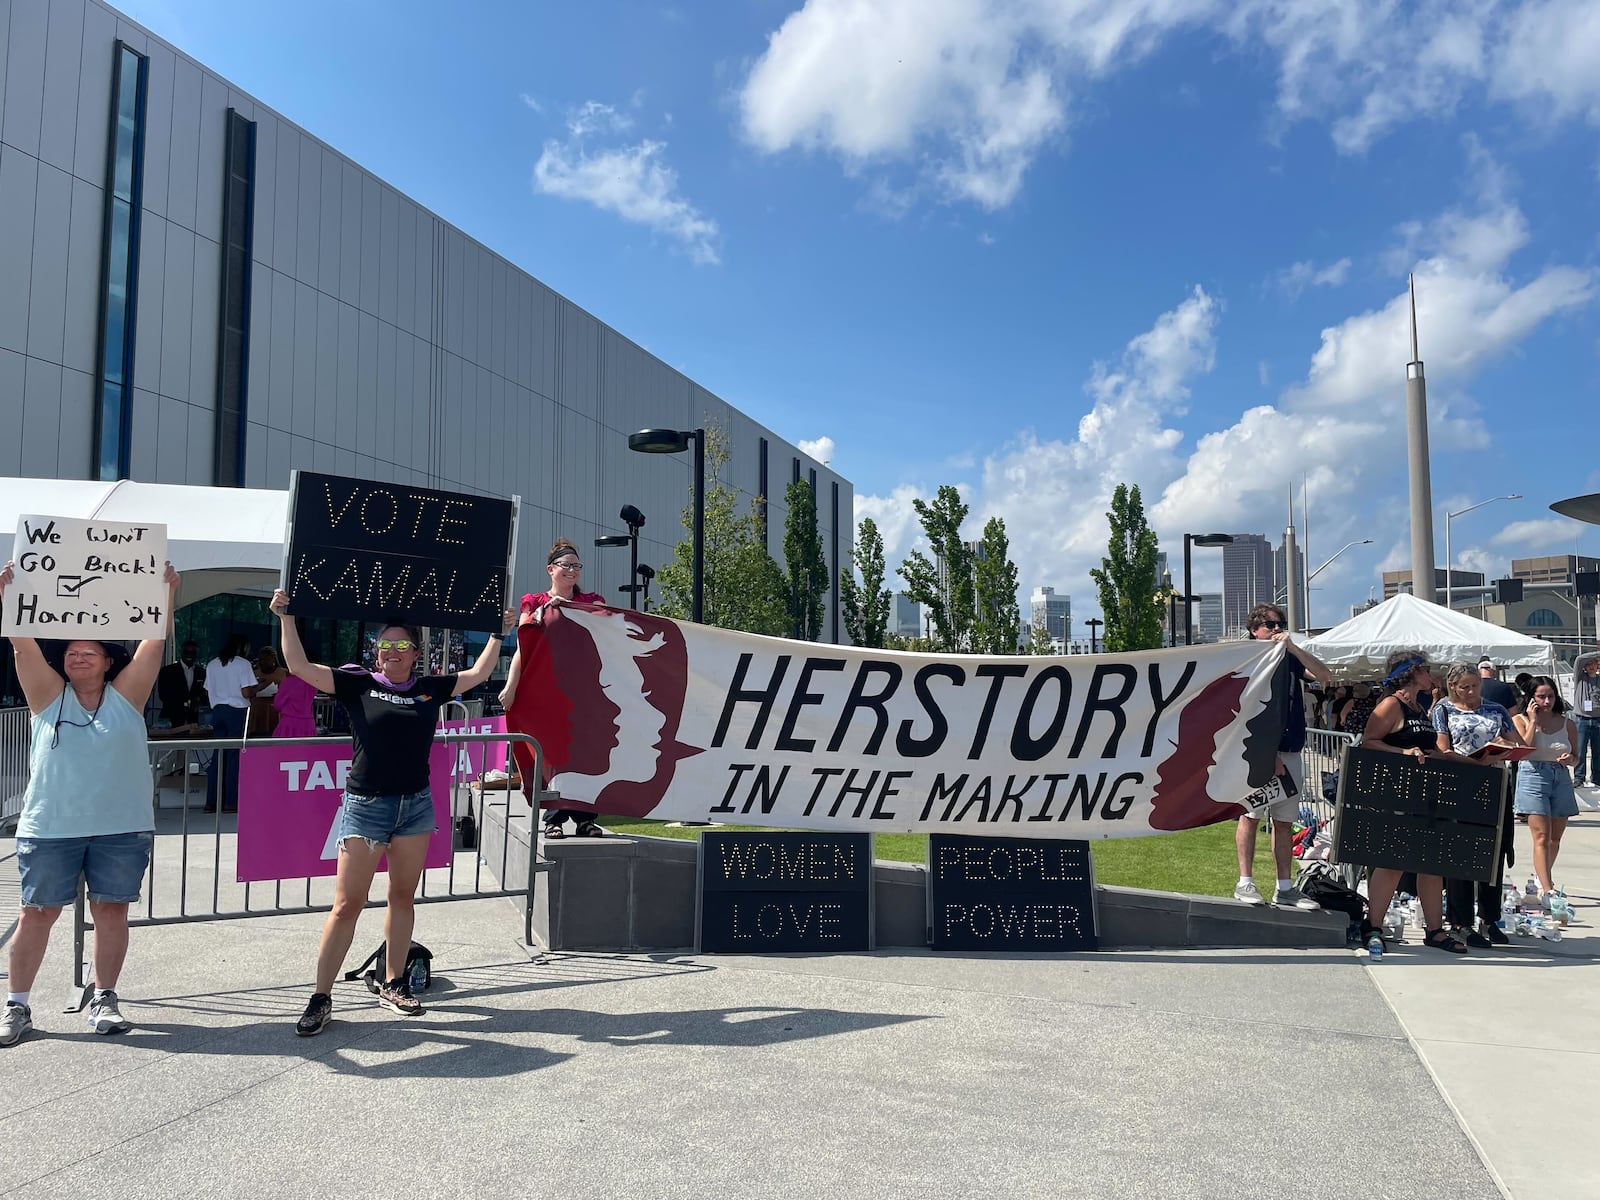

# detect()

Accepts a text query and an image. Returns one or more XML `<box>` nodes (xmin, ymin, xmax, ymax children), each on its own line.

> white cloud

<box><xmin>1273</xmin><ymin>256</ymin><xmax>1351</xmax><ymax>298</ymax></box>
<box><xmin>1491</xmin><ymin>517</ymin><xmax>1584</xmax><ymax>549</ymax></box>
<box><xmin>519</xmin><ymin>93</ymin><xmax>544</xmax><ymax>113</ymax></box>
<box><xmin>738</xmin><ymin>1</ymin><xmax>1600</xmax><ymax>213</ymax></box>
<box><xmin>798</xmin><ymin>436</ymin><xmax>836</xmax><ymax>465</ymax></box>
<box><xmin>534</xmin><ymin>102</ymin><xmax>720</xmax><ymax>264</ymax></box>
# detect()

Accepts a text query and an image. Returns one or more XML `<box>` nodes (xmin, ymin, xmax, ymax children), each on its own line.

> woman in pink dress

<box><xmin>272</xmin><ymin>669</ymin><xmax>319</xmax><ymax>738</ymax></box>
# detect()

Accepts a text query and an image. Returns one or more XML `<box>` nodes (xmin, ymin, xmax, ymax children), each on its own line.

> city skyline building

<box><xmin>1221</xmin><ymin>533</ymin><xmax>1274</xmax><ymax>636</ymax></box>
<box><xmin>1030</xmin><ymin>585</ymin><xmax>1071</xmax><ymax>645</ymax></box>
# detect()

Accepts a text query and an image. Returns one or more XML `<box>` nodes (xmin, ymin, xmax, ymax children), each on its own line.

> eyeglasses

<box><xmin>373</xmin><ymin>640</ymin><xmax>415</xmax><ymax>652</ymax></box>
<box><xmin>552</xmin><ymin>560</ymin><xmax>582</xmax><ymax>571</ymax></box>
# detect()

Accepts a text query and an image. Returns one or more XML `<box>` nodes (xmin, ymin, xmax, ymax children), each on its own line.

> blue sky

<box><xmin>122</xmin><ymin>0</ymin><xmax>1599</xmax><ymax>628</ymax></box>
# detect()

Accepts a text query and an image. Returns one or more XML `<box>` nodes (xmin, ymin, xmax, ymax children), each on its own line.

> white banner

<box><xmin>3</xmin><ymin>515</ymin><xmax>168</xmax><ymax>640</ymax></box>
<box><xmin>505</xmin><ymin>605</ymin><xmax>1290</xmax><ymax>840</ymax></box>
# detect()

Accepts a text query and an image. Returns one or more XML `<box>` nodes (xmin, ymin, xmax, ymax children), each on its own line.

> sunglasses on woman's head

<box><xmin>374</xmin><ymin>639</ymin><xmax>415</xmax><ymax>652</ymax></box>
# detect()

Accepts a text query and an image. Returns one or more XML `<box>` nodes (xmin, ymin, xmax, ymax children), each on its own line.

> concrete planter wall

<box><xmin>478</xmin><ymin>798</ymin><xmax>1346</xmax><ymax>952</ymax></box>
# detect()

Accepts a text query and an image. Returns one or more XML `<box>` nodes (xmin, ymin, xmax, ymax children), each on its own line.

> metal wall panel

<box><xmin>395</xmin><ymin>201</ymin><xmax>416</xmax><ymax>335</ymax></box>
<box><xmin>58</xmin><ymin>366</ymin><xmax>94</xmax><ymax>479</ymax></box>
<box><xmin>126</xmin><ymin>386</ymin><xmax>158</xmax><ymax>478</ymax></box>
<box><xmin>38</xmin><ymin>0</ymin><xmax>86</xmax><ymax>175</ymax></box>
<box><xmin>249</xmin><ymin>115</ymin><xmax>275</xmax><ymax>266</ymax></box>
<box><xmin>72</xmin><ymin>5</ymin><xmax>118</xmax><ymax>183</ymax></box>
<box><xmin>313</xmin><ymin>289</ymin><xmax>338</xmax><ymax>445</ymax></box>
<box><xmin>26</xmin><ymin>162</ymin><xmax>72</xmax><ymax>363</ymax></box>
<box><xmin>185</xmin><ymin>397</ymin><xmax>211</xmax><ymax>484</ymax></box>
<box><xmin>264</xmin><ymin>424</ymin><xmax>289</xmax><ymax>482</ymax></box>
<box><xmin>186</xmin><ymin>231</ymin><xmax>219</xmax><ymax>406</ymax></box>
<box><xmin>194</xmin><ymin>75</ymin><xmax>228</xmax><ymax>238</ymax></box>
<box><xmin>244</xmin><ymin>418</ymin><xmax>267</xmax><ymax>485</ymax></box>
<box><xmin>157</xmin><ymin>223</ymin><xmax>195</xmax><ymax>402</ymax></box>
<box><xmin>358</xmin><ymin>174</ymin><xmax>380</xmax><ymax>315</ymax></box>
<box><xmin>338</xmin><ymin>159</ymin><xmax>360</xmax><ymax>304</ymax></box>
<box><xmin>152</xmin><ymin>394</ymin><xmax>186</xmax><ymax>478</ymax></box>
<box><xmin>373</xmin><ymin>319</ymin><xmax>396</xmax><ymax>466</ymax></box>
<box><xmin>0</xmin><ymin>0</ymin><xmax>10</xmax><ymax>135</ymax></box>
<box><xmin>265</xmin><ymin>270</ymin><xmax>294</xmax><ymax>430</ymax></box>
<box><xmin>2</xmin><ymin>0</ymin><xmax>48</xmax><ymax>157</ymax></box>
<box><xmin>377</xmin><ymin>184</ymin><xmax>399</xmax><ymax>327</ymax></box>
<box><xmin>316</xmin><ymin>146</ymin><xmax>341</xmax><ymax>297</ymax></box>
<box><xmin>270</xmin><ymin>120</ymin><xmax>298</xmax><ymax>276</ymax></box>
<box><xmin>131</xmin><ymin>215</ymin><xmax>166</xmax><ymax>388</ymax></box>
<box><xmin>0</xmin><ymin>349</ymin><xmax>25</xmax><ymax>475</ymax></box>
<box><xmin>165</xmin><ymin>54</ymin><xmax>205</xmax><ymax>229</ymax></box>
<box><xmin>113</xmin><ymin>19</ymin><xmax>147</xmax><ymax>54</ymax></box>
<box><xmin>290</xmin><ymin>279</ymin><xmax>316</xmax><ymax>430</ymax></box>
<box><xmin>0</xmin><ymin>148</ymin><xmax>39</xmax><ymax>355</ymax></box>
<box><xmin>444</xmin><ymin>230</ymin><xmax>465</xmax><ymax>357</ymax></box>
<box><xmin>62</xmin><ymin>176</ymin><xmax>103</xmax><ymax>373</ymax></box>
<box><xmin>335</xmin><ymin>301</ymin><xmax>358</xmax><ymax>450</ymax></box>
<box><xmin>356</xmin><ymin>309</ymin><xmax>378</xmax><ymax>456</ymax></box>
<box><xmin>294</xmin><ymin>134</ymin><xmax>319</xmax><ymax>284</ymax></box>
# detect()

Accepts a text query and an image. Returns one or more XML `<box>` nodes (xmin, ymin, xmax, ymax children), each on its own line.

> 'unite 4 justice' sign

<box><xmin>283</xmin><ymin>471</ymin><xmax>518</xmax><ymax>633</ymax></box>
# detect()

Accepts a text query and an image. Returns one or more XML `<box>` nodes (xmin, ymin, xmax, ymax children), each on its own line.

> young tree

<box><xmin>972</xmin><ymin>516</ymin><xmax>1021</xmax><ymax>654</ymax></box>
<box><xmin>656</xmin><ymin>422</ymin><xmax>789</xmax><ymax>635</ymax></box>
<box><xmin>782</xmin><ymin>479</ymin><xmax>829</xmax><ymax>641</ymax></box>
<box><xmin>840</xmin><ymin>517</ymin><xmax>892</xmax><ymax>648</ymax></box>
<box><xmin>1025</xmin><ymin>619</ymin><xmax>1056</xmax><ymax>656</ymax></box>
<box><xmin>1088</xmin><ymin>483</ymin><xmax>1163</xmax><ymax>652</ymax></box>
<box><xmin>899</xmin><ymin>485</ymin><xmax>976</xmax><ymax>653</ymax></box>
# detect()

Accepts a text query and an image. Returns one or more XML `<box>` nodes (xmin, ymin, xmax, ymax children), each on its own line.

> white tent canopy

<box><xmin>1302</xmin><ymin>592</ymin><xmax>1557</xmax><ymax>681</ymax></box>
<box><xmin>0</xmin><ymin>477</ymin><xmax>288</xmax><ymax>609</ymax></box>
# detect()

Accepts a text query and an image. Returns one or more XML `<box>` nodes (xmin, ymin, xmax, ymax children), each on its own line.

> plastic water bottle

<box><xmin>1502</xmin><ymin>889</ymin><xmax>1518</xmax><ymax>934</ymax></box>
<box><xmin>1367</xmin><ymin>933</ymin><xmax>1384</xmax><ymax>961</ymax></box>
<box><xmin>407</xmin><ymin>955</ymin><xmax>427</xmax><ymax>993</ymax></box>
<box><xmin>1526</xmin><ymin>876</ymin><xmax>1540</xmax><ymax>897</ymax></box>
<box><xmin>1383</xmin><ymin>907</ymin><xmax>1404</xmax><ymax>943</ymax></box>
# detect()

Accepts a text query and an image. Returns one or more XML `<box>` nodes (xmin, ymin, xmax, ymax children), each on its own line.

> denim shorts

<box><xmin>1513</xmin><ymin>760</ymin><xmax>1579</xmax><ymax>819</ymax></box>
<box><xmin>337</xmin><ymin>787</ymin><xmax>437</xmax><ymax>848</ymax></box>
<box><xmin>17</xmin><ymin>832</ymin><xmax>153</xmax><ymax>908</ymax></box>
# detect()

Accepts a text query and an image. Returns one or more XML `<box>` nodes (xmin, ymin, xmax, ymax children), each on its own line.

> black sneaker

<box><xmin>376</xmin><ymin>978</ymin><xmax>424</xmax><ymax>1016</ymax></box>
<box><xmin>295</xmin><ymin>992</ymin><xmax>332</xmax><ymax>1036</ymax></box>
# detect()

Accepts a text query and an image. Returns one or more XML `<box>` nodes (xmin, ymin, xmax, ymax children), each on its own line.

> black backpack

<box><xmin>343</xmin><ymin>941</ymin><xmax>433</xmax><ymax>994</ymax></box>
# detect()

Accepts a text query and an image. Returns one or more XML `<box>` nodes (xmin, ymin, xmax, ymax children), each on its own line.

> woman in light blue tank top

<box><xmin>0</xmin><ymin>559</ymin><xmax>179</xmax><ymax>1047</ymax></box>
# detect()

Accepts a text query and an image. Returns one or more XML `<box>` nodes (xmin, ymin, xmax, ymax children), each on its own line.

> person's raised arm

<box><xmin>455</xmin><ymin>608</ymin><xmax>516</xmax><ymax>694</ymax></box>
<box><xmin>268</xmin><ymin>588</ymin><xmax>335</xmax><ymax>694</ymax></box>
<box><xmin>0</xmin><ymin>561</ymin><xmax>64</xmax><ymax>715</ymax></box>
<box><xmin>1276</xmin><ymin>632</ymin><xmax>1334</xmax><ymax>687</ymax></box>
<box><xmin>114</xmin><ymin>561</ymin><xmax>179</xmax><ymax>708</ymax></box>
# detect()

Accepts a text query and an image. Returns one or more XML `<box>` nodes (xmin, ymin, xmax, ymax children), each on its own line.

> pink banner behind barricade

<box><xmin>235</xmin><ymin>742</ymin><xmax>454</xmax><ymax>882</ymax></box>
<box><xmin>440</xmin><ymin>715</ymin><xmax>509</xmax><ymax>781</ymax></box>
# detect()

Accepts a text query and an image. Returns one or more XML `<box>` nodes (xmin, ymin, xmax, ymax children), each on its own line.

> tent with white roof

<box><xmin>1301</xmin><ymin>591</ymin><xmax>1557</xmax><ymax>681</ymax></box>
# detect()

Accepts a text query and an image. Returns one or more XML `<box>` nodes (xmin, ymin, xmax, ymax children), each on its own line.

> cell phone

<box><xmin>1279</xmin><ymin>770</ymin><xmax>1299</xmax><ymax>798</ymax></box>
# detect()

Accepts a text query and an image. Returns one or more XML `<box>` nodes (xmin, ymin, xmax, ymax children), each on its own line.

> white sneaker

<box><xmin>1274</xmin><ymin>885</ymin><xmax>1320</xmax><ymax>910</ymax></box>
<box><xmin>1233</xmin><ymin>879</ymin><xmax>1265</xmax><ymax>905</ymax></box>
<box><xmin>0</xmin><ymin>1001</ymin><xmax>33</xmax><ymax>1047</ymax></box>
<box><xmin>87</xmin><ymin>990</ymin><xmax>131</xmax><ymax>1035</ymax></box>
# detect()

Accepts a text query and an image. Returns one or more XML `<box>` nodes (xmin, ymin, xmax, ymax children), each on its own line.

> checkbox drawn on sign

<box><xmin>56</xmin><ymin>575</ymin><xmax>103</xmax><ymax>598</ymax></box>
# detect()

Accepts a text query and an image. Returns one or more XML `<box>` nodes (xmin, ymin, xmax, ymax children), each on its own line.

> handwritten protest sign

<box><xmin>282</xmin><ymin>471</ymin><xmax>518</xmax><ymax>633</ymax></box>
<box><xmin>3</xmin><ymin>516</ymin><xmax>168</xmax><ymax>640</ymax></box>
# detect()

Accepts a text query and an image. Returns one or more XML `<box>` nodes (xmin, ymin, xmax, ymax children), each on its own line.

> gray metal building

<box><xmin>0</xmin><ymin>0</ymin><xmax>851</xmax><ymax>633</ymax></box>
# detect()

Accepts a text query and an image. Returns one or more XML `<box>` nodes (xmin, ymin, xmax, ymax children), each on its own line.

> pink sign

<box><xmin>235</xmin><ymin>742</ymin><xmax>454</xmax><ymax>883</ymax></box>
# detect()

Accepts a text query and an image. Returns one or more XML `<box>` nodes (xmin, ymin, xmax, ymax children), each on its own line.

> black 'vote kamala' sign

<box><xmin>284</xmin><ymin>471</ymin><xmax>516</xmax><ymax>633</ymax></box>
<box><xmin>697</xmin><ymin>832</ymin><xmax>873</xmax><ymax>952</ymax></box>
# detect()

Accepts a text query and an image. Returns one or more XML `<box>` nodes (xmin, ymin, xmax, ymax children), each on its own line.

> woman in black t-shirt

<box><xmin>1360</xmin><ymin>650</ymin><xmax>1469</xmax><ymax>955</ymax></box>
<box><xmin>270</xmin><ymin>589</ymin><xmax>513</xmax><ymax>1035</ymax></box>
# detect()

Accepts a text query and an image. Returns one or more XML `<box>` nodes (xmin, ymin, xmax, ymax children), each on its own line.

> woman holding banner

<box><xmin>0</xmin><ymin>559</ymin><xmax>179</xmax><ymax>1047</ymax></box>
<box><xmin>1359</xmin><ymin>650</ymin><xmax>1471</xmax><ymax>955</ymax></box>
<box><xmin>499</xmin><ymin>537</ymin><xmax>608</xmax><ymax>839</ymax></box>
<box><xmin>270</xmin><ymin>590</ymin><xmax>514</xmax><ymax>1035</ymax></box>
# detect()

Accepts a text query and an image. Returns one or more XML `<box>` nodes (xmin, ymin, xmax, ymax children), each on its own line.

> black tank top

<box><xmin>1379</xmin><ymin>694</ymin><xmax>1435</xmax><ymax>750</ymax></box>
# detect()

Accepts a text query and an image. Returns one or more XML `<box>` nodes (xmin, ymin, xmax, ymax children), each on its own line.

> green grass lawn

<box><xmin>593</xmin><ymin>816</ymin><xmax>1280</xmax><ymax>898</ymax></box>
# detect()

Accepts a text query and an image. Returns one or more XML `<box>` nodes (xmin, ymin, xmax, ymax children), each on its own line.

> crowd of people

<box><xmin>2</xmin><ymin>551</ymin><xmax>1596</xmax><ymax>1047</ymax></box>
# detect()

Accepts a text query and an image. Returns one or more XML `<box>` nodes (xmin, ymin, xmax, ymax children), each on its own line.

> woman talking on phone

<box><xmin>271</xmin><ymin>589</ymin><xmax>514</xmax><ymax>1035</ymax></box>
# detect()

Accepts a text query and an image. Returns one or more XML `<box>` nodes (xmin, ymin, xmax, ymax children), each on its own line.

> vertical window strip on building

<box><xmin>213</xmin><ymin>109</ymin><xmax>257</xmax><ymax>486</ymax></box>
<box><xmin>93</xmin><ymin>42</ymin><xmax>149</xmax><ymax>481</ymax></box>
<box><xmin>758</xmin><ymin>437</ymin><xmax>769</xmax><ymax>545</ymax></box>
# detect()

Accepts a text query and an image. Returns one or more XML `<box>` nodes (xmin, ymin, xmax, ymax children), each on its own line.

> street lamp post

<box><xmin>1443</xmin><ymin>495</ymin><xmax>1521</xmax><ymax>611</ymax></box>
<box><xmin>1086</xmin><ymin>617</ymin><xmax>1103</xmax><ymax>654</ymax></box>
<box><xmin>1184</xmin><ymin>533</ymin><xmax>1233</xmax><ymax>646</ymax></box>
<box><xmin>636</xmin><ymin>563</ymin><xmax>654</xmax><ymax>612</ymax></box>
<box><xmin>594</xmin><ymin>530</ymin><xmax>632</xmax><ymax>603</ymax></box>
<box><xmin>628</xmin><ymin>428</ymin><xmax>705</xmax><ymax>623</ymax></box>
<box><xmin>1300</xmin><ymin>538</ymin><xmax>1373</xmax><ymax>631</ymax></box>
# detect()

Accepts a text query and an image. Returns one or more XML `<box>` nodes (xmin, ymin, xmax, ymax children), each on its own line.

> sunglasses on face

<box><xmin>373</xmin><ymin>640</ymin><xmax>415</xmax><ymax>652</ymax></box>
<box><xmin>1256</xmin><ymin>621</ymin><xmax>1285</xmax><ymax>631</ymax></box>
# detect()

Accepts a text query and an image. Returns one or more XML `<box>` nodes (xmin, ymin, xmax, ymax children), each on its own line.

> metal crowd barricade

<box><xmin>1302</xmin><ymin>727</ymin><xmax>1358</xmax><ymax>886</ymax></box>
<box><xmin>67</xmin><ymin>728</ymin><xmax>556</xmax><ymax>1008</ymax></box>
<box><xmin>1</xmin><ymin>705</ymin><xmax>31</xmax><ymax>833</ymax></box>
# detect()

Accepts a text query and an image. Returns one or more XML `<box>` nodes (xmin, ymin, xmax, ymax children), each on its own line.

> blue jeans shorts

<box><xmin>17</xmin><ymin>832</ymin><xmax>153</xmax><ymax>909</ymax></box>
<box><xmin>337</xmin><ymin>787</ymin><xmax>437</xmax><ymax>849</ymax></box>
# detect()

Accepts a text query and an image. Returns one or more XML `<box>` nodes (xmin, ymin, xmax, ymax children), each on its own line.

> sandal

<box><xmin>541</xmin><ymin>823</ymin><xmax>565</xmax><ymax>840</ymax></box>
<box><xmin>574</xmin><ymin>820</ymin><xmax>606</xmax><ymax>838</ymax></box>
<box><xmin>1459</xmin><ymin>926</ymin><xmax>1493</xmax><ymax>950</ymax></box>
<box><xmin>1423</xmin><ymin>928</ymin><xmax>1469</xmax><ymax>954</ymax></box>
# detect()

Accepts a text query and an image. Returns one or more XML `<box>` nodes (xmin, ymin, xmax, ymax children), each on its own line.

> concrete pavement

<box><xmin>4</xmin><ymin>805</ymin><xmax>1597</xmax><ymax>1198</ymax></box>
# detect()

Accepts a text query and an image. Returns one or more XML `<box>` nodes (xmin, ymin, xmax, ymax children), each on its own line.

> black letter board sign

<box><xmin>697</xmin><ymin>832</ymin><xmax>873</xmax><ymax>953</ymax></box>
<box><xmin>283</xmin><ymin>471</ymin><xmax>517</xmax><ymax>633</ymax></box>
<box><xmin>928</xmin><ymin>836</ymin><xmax>1098</xmax><ymax>951</ymax></box>
<box><xmin>1332</xmin><ymin>746</ymin><xmax>1508</xmax><ymax>881</ymax></box>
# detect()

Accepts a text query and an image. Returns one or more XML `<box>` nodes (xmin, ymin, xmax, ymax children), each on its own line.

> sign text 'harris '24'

<box><xmin>283</xmin><ymin>471</ymin><xmax>518</xmax><ymax>633</ymax></box>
